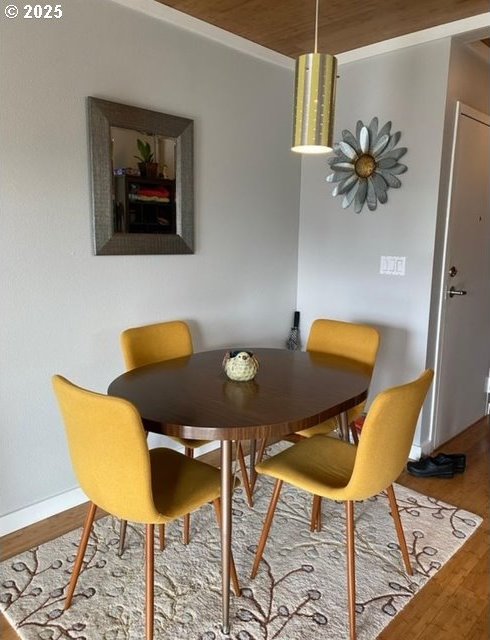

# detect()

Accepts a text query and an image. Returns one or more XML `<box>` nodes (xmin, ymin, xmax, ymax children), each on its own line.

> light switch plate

<box><xmin>380</xmin><ymin>256</ymin><xmax>406</xmax><ymax>276</ymax></box>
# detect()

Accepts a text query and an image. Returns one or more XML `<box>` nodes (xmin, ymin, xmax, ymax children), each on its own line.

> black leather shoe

<box><xmin>432</xmin><ymin>453</ymin><xmax>466</xmax><ymax>473</ymax></box>
<box><xmin>407</xmin><ymin>457</ymin><xmax>454</xmax><ymax>478</ymax></box>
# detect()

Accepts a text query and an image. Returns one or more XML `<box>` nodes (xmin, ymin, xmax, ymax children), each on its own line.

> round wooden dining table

<box><xmin>108</xmin><ymin>347</ymin><xmax>370</xmax><ymax>634</ymax></box>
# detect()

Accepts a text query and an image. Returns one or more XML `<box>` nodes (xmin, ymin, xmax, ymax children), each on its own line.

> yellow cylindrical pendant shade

<box><xmin>292</xmin><ymin>53</ymin><xmax>337</xmax><ymax>154</ymax></box>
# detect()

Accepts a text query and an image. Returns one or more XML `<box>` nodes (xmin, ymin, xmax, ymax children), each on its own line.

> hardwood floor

<box><xmin>1</xmin><ymin>419</ymin><xmax>489</xmax><ymax>639</ymax></box>
<box><xmin>379</xmin><ymin>416</ymin><xmax>490</xmax><ymax>640</ymax></box>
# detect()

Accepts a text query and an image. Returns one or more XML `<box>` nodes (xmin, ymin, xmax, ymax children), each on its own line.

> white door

<box><xmin>432</xmin><ymin>102</ymin><xmax>490</xmax><ymax>448</ymax></box>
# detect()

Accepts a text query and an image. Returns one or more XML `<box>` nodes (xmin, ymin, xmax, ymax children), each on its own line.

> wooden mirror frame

<box><xmin>88</xmin><ymin>97</ymin><xmax>194</xmax><ymax>255</ymax></box>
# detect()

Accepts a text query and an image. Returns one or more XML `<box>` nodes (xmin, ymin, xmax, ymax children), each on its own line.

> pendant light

<box><xmin>292</xmin><ymin>0</ymin><xmax>337</xmax><ymax>154</ymax></box>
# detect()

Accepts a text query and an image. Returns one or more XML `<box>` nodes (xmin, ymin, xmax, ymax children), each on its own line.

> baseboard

<box><xmin>0</xmin><ymin>488</ymin><xmax>87</xmax><ymax>537</ymax></box>
<box><xmin>0</xmin><ymin>442</ymin><xmax>222</xmax><ymax>537</ymax></box>
<box><xmin>409</xmin><ymin>439</ymin><xmax>431</xmax><ymax>461</ymax></box>
<box><xmin>3</xmin><ymin>436</ymin><xmax>422</xmax><ymax>536</ymax></box>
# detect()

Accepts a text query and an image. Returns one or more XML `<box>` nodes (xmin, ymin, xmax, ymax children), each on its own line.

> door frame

<box><xmin>428</xmin><ymin>101</ymin><xmax>490</xmax><ymax>449</ymax></box>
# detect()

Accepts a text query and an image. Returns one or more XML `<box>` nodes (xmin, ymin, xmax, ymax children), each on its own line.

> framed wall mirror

<box><xmin>88</xmin><ymin>97</ymin><xmax>194</xmax><ymax>255</ymax></box>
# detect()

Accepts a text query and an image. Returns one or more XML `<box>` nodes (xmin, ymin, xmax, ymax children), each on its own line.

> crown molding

<box><xmin>337</xmin><ymin>13</ymin><xmax>490</xmax><ymax>65</ymax></box>
<box><xmin>107</xmin><ymin>2</ymin><xmax>490</xmax><ymax>70</ymax></box>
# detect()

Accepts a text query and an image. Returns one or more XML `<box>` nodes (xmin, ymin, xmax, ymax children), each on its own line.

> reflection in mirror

<box><xmin>88</xmin><ymin>97</ymin><xmax>194</xmax><ymax>255</ymax></box>
<box><xmin>111</xmin><ymin>127</ymin><xmax>177</xmax><ymax>235</ymax></box>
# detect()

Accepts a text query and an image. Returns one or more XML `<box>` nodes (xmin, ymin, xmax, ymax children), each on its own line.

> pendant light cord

<box><xmin>314</xmin><ymin>0</ymin><xmax>319</xmax><ymax>53</ymax></box>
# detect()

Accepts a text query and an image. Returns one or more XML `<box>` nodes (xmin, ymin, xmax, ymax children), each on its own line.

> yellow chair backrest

<box><xmin>120</xmin><ymin>320</ymin><xmax>193</xmax><ymax>370</ymax></box>
<box><xmin>52</xmin><ymin>375</ymin><xmax>161</xmax><ymax>523</ymax></box>
<box><xmin>306</xmin><ymin>318</ymin><xmax>380</xmax><ymax>375</ymax></box>
<box><xmin>347</xmin><ymin>369</ymin><xmax>434</xmax><ymax>500</ymax></box>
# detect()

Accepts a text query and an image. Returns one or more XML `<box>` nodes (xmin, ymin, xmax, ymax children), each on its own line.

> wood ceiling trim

<box><xmin>154</xmin><ymin>1</ymin><xmax>490</xmax><ymax>57</ymax></box>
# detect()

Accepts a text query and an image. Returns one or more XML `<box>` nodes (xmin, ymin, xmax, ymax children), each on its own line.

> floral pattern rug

<box><xmin>0</xmin><ymin>446</ymin><xmax>482</xmax><ymax>640</ymax></box>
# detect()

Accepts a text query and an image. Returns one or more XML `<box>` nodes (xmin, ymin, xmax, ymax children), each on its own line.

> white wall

<box><xmin>296</xmin><ymin>40</ymin><xmax>452</xmax><ymax>450</ymax></box>
<box><xmin>430</xmin><ymin>38</ymin><xmax>490</xmax><ymax>284</ymax></box>
<box><xmin>0</xmin><ymin>0</ymin><xmax>300</xmax><ymax>521</ymax></box>
<box><xmin>425</xmin><ymin>38</ymin><xmax>490</xmax><ymax>445</ymax></box>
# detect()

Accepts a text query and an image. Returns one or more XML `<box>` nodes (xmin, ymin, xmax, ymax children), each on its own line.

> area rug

<box><xmin>0</xmin><ymin>445</ymin><xmax>482</xmax><ymax>640</ymax></box>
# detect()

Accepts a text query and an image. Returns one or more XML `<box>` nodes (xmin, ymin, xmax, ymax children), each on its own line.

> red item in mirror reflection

<box><xmin>138</xmin><ymin>188</ymin><xmax>170</xmax><ymax>198</ymax></box>
<box><xmin>134</xmin><ymin>187</ymin><xmax>170</xmax><ymax>203</ymax></box>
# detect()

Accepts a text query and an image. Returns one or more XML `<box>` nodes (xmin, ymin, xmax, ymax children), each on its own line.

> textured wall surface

<box><xmin>0</xmin><ymin>0</ymin><xmax>301</xmax><ymax>517</ymax></box>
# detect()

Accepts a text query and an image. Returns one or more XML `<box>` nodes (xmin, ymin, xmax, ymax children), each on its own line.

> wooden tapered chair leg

<box><xmin>346</xmin><ymin>500</ymin><xmax>356</xmax><ymax>640</ymax></box>
<box><xmin>250</xmin><ymin>479</ymin><xmax>283</xmax><ymax>579</ymax></box>
<box><xmin>257</xmin><ymin>438</ymin><xmax>268</xmax><ymax>464</ymax></box>
<box><xmin>118</xmin><ymin>519</ymin><xmax>128</xmax><ymax>557</ymax></box>
<box><xmin>183</xmin><ymin>448</ymin><xmax>194</xmax><ymax>545</ymax></box>
<box><xmin>316</xmin><ymin>497</ymin><xmax>322</xmax><ymax>531</ymax></box>
<box><xmin>120</xmin><ymin>521</ymin><xmax>165</xmax><ymax>554</ymax></box>
<box><xmin>145</xmin><ymin>524</ymin><xmax>155</xmax><ymax>640</ymax></box>
<box><xmin>65</xmin><ymin>502</ymin><xmax>97</xmax><ymax>610</ymax></box>
<box><xmin>158</xmin><ymin>524</ymin><xmax>165</xmax><ymax>551</ymax></box>
<box><xmin>256</xmin><ymin>438</ymin><xmax>268</xmax><ymax>465</ymax></box>
<box><xmin>212</xmin><ymin>498</ymin><xmax>241</xmax><ymax>596</ymax></box>
<box><xmin>250</xmin><ymin>438</ymin><xmax>268</xmax><ymax>494</ymax></box>
<box><xmin>310</xmin><ymin>495</ymin><xmax>321</xmax><ymax>532</ymax></box>
<box><xmin>236</xmin><ymin>441</ymin><xmax>254</xmax><ymax>507</ymax></box>
<box><xmin>386</xmin><ymin>484</ymin><xmax>413</xmax><ymax>575</ymax></box>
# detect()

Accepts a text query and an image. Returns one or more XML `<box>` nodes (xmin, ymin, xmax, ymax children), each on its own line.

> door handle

<box><xmin>447</xmin><ymin>286</ymin><xmax>467</xmax><ymax>298</ymax></box>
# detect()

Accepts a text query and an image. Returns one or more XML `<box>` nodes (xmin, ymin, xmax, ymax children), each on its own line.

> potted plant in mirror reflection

<box><xmin>134</xmin><ymin>138</ymin><xmax>158</xmax><ymax>178</ymax></box>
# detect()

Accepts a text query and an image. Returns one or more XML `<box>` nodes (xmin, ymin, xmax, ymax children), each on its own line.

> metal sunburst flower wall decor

<box><xmin>326</xmin><ymin>117</ymin><xmax>407</xmax><ymax>213</ymax></box>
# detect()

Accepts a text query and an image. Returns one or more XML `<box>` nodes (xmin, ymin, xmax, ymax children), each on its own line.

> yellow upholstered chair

<box><xmin>120</xmin><ymin>320</ymin><xmax>253</xmax><ymax>549</ymax></box>
<box><xmin>297</xmin><ymin>318</ymin><xmax>380</xmax><ymax>439</ymax></box>
<box><xmin>251</xmin><ymin>318</ymin><xmax>380</xmax><ymax>499</ymax></box>
<box><xmin>250</xmin><ymin>369</ymin><xmax>434</xmax><ymax>640</ymax></box>
<box><xmin>52</xmin><ymin>375</ymin><xmax>240</xmax><ymax>640</ymax></box>
<box><xmin>299</xmin><ymin>319</ymin><xmax>381</xmax><ymax>530</ymax></box>
<box><xmin>120</xmin><ymin>319</ymin><xmax>195</xmax><ymax>371</ymax></box>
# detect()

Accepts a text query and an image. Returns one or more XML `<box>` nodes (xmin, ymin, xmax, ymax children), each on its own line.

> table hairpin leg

<box><xmin>249</xmin><ymin>439</ymin><xmax>257</xmax><ymax>493</ymax></box>
<box><xmin>339</xmin><ymin>411</ymin><xmax>350</xmax><ymax>442</ymax></box>
<box><xmin>220</xmin><ymin>440</ymin><xmax>233</xmax><ymax>635</ymax></box>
